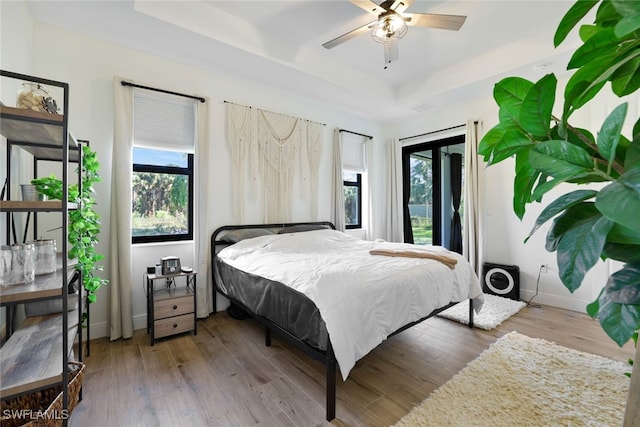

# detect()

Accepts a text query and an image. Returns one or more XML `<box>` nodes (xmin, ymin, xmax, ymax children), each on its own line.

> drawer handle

<box><xmin>173</xmin><ymin>323</ymin><xmax>178</xmax><ymax>328</ymax></box>
<box><xmin>173</xmin><ymin>305</ymin><xmax>178</xmax><ymax>310</ymax></box>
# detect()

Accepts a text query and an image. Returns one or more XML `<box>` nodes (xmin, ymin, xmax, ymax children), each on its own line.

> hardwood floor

<box><xmin>69</xmin><ymin>304</ymin><xmax>635</xmax><ymax>426</ymax></box>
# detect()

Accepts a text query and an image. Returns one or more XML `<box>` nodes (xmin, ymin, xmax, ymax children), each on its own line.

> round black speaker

<box><xmin>482</xmin><ymin>263</ymin><xmax>520</xmax><ymax>300</ymax></box>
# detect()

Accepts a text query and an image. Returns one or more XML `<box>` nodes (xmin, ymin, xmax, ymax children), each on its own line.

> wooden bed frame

<box><xmin>210</xmin><ymin>222</ymin><xmax>474</xmax><ymax>421</ymax></box>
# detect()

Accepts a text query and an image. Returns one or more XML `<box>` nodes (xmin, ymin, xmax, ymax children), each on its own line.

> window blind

<box><xmin>133</xmin><ymin>88</ymin><xmax>196</xmax><ymax>153</ymax></box>
<box><xmin>342</xmin><ymin>132</ymin><xmax>367</xmax><ymax>172</ymax></box>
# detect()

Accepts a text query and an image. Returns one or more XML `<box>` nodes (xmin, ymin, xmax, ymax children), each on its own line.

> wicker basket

<box><xmin>1</xmin><ymin>361</ymin><xmax>85</xmax><ymax>427</ymax></box>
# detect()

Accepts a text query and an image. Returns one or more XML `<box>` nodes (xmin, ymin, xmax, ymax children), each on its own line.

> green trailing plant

<box><xmin>478</xmin><ymin>0</ymin><xmax>640</xmax><ymax>347</ymax></box>
<box><xmin>31</xmin><ymin>146</ymin><xmax>107</xmax><ymax>304</ymax></box>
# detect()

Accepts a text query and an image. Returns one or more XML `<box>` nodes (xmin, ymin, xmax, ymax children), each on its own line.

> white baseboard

<box><xmin>84</xmin><ymin>313</ymin><xmax>148</xmax><ymax>341</ymax></box>
<box><xmin>519</xmin><ymin>289</ymin><xmax>590</xmax><ymax>313</ymax></box>
<box><xmin>86</xmin><ymin>293</ymin><xmax>591</xmax><ymax>341</ymax></box>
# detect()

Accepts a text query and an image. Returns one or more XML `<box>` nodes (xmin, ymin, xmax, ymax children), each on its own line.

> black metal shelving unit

<box><xmin>0</xmin><ymin>70</ymin><xmax>82</xmax><ymax>426</ymax></box>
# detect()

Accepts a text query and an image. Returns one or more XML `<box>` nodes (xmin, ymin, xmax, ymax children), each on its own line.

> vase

<box><xmin>16</xmin><ymin>82</ymin><xmax>58</xmax><ymax>113</ymax></box>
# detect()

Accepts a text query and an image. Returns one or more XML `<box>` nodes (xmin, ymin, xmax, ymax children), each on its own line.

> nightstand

<box><xmin>146</xmin><ymin>271</ymin><xmax>197</xmax><ymax>345</ymax></box>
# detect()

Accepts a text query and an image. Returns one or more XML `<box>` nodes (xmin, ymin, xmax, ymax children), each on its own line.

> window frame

<box><xmin>132</xmin><ymin>152</ymin><xmax>194</xmax><ymax>244</ymax></box>
<box><xmin>343</xmin><ymin>172</ymin><xmax>362</xmax><ymax>230</ymax></box>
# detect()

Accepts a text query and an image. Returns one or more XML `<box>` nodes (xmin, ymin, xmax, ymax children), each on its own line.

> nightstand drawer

<box><xmin>154</xmin><ymin>313</ymin><xmax>194</xmax><ymax>338</ymax></box>
<box><xmin>154</xmin><ymin>295</ymin><xmax>194</xmax><ymax>319</ymax></box>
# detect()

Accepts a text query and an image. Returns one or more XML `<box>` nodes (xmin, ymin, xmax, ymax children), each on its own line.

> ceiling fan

<box><xmin>322</xmin><ymin>0</ymin><xmax>467</xmax><ymax>68</ymax></box>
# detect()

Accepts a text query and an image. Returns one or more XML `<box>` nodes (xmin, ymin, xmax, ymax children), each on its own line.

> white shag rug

<box><xmin>438</xmin><ymin>294</ymin><xmax>526</xmax><ymax>330</ymax></box>
<box><xmin>392</xmin><ymin>331</ymin><xmax>630</xmax><ymax>427</ymax></box>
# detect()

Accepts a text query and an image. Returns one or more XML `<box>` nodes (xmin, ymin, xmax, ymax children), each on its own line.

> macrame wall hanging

<box><xmin>226</xmin><ymin>102</ymin><xmax>323</xmax><ymax>223</ymax></box>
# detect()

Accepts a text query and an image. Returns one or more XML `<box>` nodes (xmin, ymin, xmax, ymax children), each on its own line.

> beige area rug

<box><xmin>393</xmin><ymin>332</ymin><xmax>630</xmax><ymax>427</ymax></box>
<box><xmin>437</xmin><ymin>294</ymin><xmax>527</xmax><ymax>330</ymax></box>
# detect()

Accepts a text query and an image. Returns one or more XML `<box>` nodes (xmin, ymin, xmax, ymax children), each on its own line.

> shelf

<box><xmin>0</xmin><ymin>200</ymin><xmax>77</xmax><ymax>212</ymax></box>
<box><xmin>0</xmin><ymin>258</ymin><xmax>77</xmax><ymax>305</ymax></box>
<box><xmin>0</xmin><ymin>312</ymin><xmax>78</xmax><ymax>399</ymax></box>
<box><xmin>0</xmin><ymin>105</ymin><xmax>77</xmax><ymax>148</ymax></box>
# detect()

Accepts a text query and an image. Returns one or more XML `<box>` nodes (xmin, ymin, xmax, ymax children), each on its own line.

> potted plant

<box><xmin>478</xmin><ymin>0</ymin><xmax>639</xmax><ymax>423</ymax></box>
<box><xmin>31</xmin><ymin>145</ymin><xmax>107</xmax><ymax>305</ymax></box>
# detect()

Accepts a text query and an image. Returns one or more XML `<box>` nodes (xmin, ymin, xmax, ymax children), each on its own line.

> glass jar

<box><xmin>16</xmin><ymin>82</ymin><xmax>50</xmax><ymax>112</ymax></box>
<box><xmin>0</xmin><ymin>243</ymin><xmax>35</xmax><ymax>286</ymax></box>
<box><xmin>28</xmin><ymin>239</ymin><xmax>57</xmax><ymax>275</ymax></box>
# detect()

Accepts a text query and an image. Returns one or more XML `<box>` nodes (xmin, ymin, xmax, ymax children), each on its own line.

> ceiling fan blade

<box><xmin>322</xmin><ymin>20</ymin><xmax>377</xmax><ymax>49</ymax></box>
<box><xmin>405</xmin><ymin>13</ymin><xmax>467</xmax><ymax>31</ymax></box>
<box><xmin>390</xmin><ymin>0</ymin><xmax>412</xmax><ymax>13</ymax></box>
<box><xmin>383</xmin><ymin>38</ymin><xmax>399</xmax><ymax>67</ymax></box>
<box><xmin>349</xmin><ymin>0</ymin><xmax>387</xmax><ymax>16</ymax></box>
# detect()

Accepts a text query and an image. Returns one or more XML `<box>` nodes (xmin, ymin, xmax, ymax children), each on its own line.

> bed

<box><xmin>211</xmin><ymin>222</ymin><xmax>484</xmax><ymax>421</ymax></box>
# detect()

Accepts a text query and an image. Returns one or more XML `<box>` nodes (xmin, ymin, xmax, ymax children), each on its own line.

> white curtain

<box><xmin>194</xmin><ymin>99</ymin><xmax>212</xmax><ymax>316</ymax></box>
<box><xmin>226</xmin><ymin>103</ymin><xmax>323</xmax><ymax>223</ymax></box>
<box><xmin>463</xmin><ymin>120</ymin><xmax>483</xmax><ymax>275</ymax></box>
<box><xmin>385</xmin><ymin>138</ymin><xmax>403</xmax><ymax>242</ymax></box>
<box><xmin>331</xmin><ymin>129</ymin><xmax>345</xmax><ymax>231</ymax></box>
<box><xmin>110</xmin><ymin>77</ymin><xmax>134</xmax><ymax>340</ymax></box>
<box><xmin>227</xmin><ymin>103</ymin><xmax>254</xmax><ymax>222</ymax></box>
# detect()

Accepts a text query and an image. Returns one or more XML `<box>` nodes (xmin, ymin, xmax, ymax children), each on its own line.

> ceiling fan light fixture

<box><xmin>371</xmin><ymin>14</ymin><xmax>408</xmax><ymax>43</ymax></box>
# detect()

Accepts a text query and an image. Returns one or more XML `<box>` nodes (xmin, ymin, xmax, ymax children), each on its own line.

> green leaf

<box><xmin>595</xmin><ymin>0</ymin><xmax>622</xmax><ymax>25</ymax></box>
<box><xmin>568</xmin><ymin>28</ymin><xmax>620</xmax><ymax>69</ymax></box>
<box><xmin>568</xmin><ymin>49</ymin><xmax>640</xmax><ymax>115</ymax></box>
<box><xmin>597</xmin><ymin>103</ymin><xmax>627</xmax><ymax>168</ymax></box>
<box><xmin>490</xmin><ymin>130</ymin><xmax>533</xmax><ymax>164</ymax></box>
<box><xmin>612</xmin><ymin>0</ymin><xmax>640</xmax><ymax>17</ymax></box>
<box><xmin>596</xmin><ymin>290</ymin><xmax>640</xmax><ymax>346</ymax></box>
<box><xmin>596</xmin><ymin>165</ymin><xmax>640</xmax><ymax>232</ymax></box>
<box><xmin>564</xmin><ymin>59</ymin><xmax>611</xmax><ymax>116</ymax></box>
<box><xmin>479</xmin><ymin>126</ymin><xmax>532</xmax><ymax>165</ymax></box>
<box><xmin>494</xmin><ymin>77</ymin><xmax>534</xmax><ymax>108</ymax></box>
<box><xmin>587</xmin><ymin>289</ymin><xmax>603</xmax><ymax>318</ymax></box>
<box><xmin>611</xmin><ymin>54</ymin><xmax>640</xmax><ymax>97</ymax></box>
<box><xmin>612</xmin><ymin>1</ymin><xmax>640</xmax><ymax>36</ymax></box>
<box><xmin>526</xmin><ymin>189</ymin><xmax>598</xmax><ymax>241</ymax></box>
<box><xmin>498</xmin><ymin>106</ymin><xmax>521</xmax><ymax>132</ymax></box>
<box><xmin>493</xmin><ymin>78</ymin><xmax>534</xmax><ymax>132</ymax></box>
<box><xmin>578</xmin><ymin>24</ymin><xmax>600</xmax><ymax>42</ymax></box>
<box><xmin>519</xmin><ymin>74</ymin><xmax>556</xmax><ymax>138</ymax></box>
<box><xmin>547</xmin><ymin>202</ymin><xmax>599</xmax><ymax>252</ymax></box>
<box><xmin>626</xmin><ymin>142</ymin><xmax>640</xmax><ymax>169</ymax></box>
<box><xmin>603</xmin><ymin>242</ymin><xmax>640</xmax><ymax>263</ymax></box>
<box><xmin>530</xmin><ymin>177</ymin><xmax>566</xmax><ymax>203</ymax></box>
<box><xmin>529</xmin><ymin>140</ymin><xmax>594</xmax><ymax>179</ymax></box>
<box><xmin>605</xmin><ymin>263</ymin><xmax>640</xmax><ymax>304</ymax></box>
<box><xmin>554</xmin><ymin>0</ymin><xmax>600</xmax><ymax>47</ymax></box>
<box><xmin>557</xmin><ymin>213</ymin><xmax>613</xmax><ymax>292</ymax></box>
<box><xmin>607</xmin><ymin>223</ymin><xmax>640</xmax><ymax>244</ymax></box>
<box><xmin>478</xmin><ymin>125</ymin><xmax>504</xmax><ymax>159</ymax></box>
<box><xmin>513</xmin><ymin>151</ymin><xmax>539</xmax><ymax>219</ymax></box>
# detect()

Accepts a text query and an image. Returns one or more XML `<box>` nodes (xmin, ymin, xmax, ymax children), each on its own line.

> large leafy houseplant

<box><xmin>478</xmin><ymin>0</ymin><xmax>640</xmax><ymax>347</ymax></box>
<box><xmin>31</xmin><ymin>146</ymin><xmax>107</xmax><ymax>305</ymax></box>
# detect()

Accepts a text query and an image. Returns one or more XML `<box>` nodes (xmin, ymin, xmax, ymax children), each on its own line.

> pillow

<box><xmin>277</xmin><ymin>224</ymin><xmax>330</xmax><ymax>234</ymax></box>
<box><xmin>220</xmin><ymin>228</ymin><xmax>275</xmax><ymax>243</ymax></box>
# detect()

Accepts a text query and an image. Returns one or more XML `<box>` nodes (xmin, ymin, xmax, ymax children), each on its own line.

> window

<box><xmin>132</xmin><ymin>89</ymin><xmax>196</xmax><ymax>243</ymax></box>
<box><xmin>132</xmin><ymin>148</ymin><xmax>193</xmax><ymax>243</ymax></box>
<box><xmin>341</xmin><ymin>132</ymin><xmax>368</xmax><ymax>230</ymax></box>
<box><xmin>343</xmin><ymin>171</ymin><xmax>362</xmax><ymax>229</ymax></box>
<box><xmin>402</xmin><ymin>134</ymin><xmax>465</xmax><ymax>248</ymax></box>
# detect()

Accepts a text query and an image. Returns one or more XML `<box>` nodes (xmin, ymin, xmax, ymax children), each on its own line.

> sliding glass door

<box><xmin>402</xmin><ymin>135</ymin><xmax>465</xmax><ymax>250</ymax></box>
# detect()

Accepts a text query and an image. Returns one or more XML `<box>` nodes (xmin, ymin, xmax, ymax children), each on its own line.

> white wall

<box><xmin>5</xmin><ymin>6</ymin><xmax>635</xmax><ymax>339</ymax></box>
<box><xmin>17</xmin><ymin>19</ymin><xmax>382</xmax><ymax>339</ymax></box>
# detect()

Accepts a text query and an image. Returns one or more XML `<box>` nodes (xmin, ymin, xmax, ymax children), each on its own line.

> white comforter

<box><xmin>217</xmin><ymin>229</ymin><xmax>484</xmax><ymax>380</ymax></box>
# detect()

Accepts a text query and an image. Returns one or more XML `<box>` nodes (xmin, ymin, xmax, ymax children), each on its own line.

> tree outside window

<box><xmin>343</xmin><ymin>171</ymin><xmax>361</xmax><ymax>229</ymax></box>
<box><xmin>132</xmin><ymin>148</ymin><xmax>193</xmax><ymax>243</ymax></box>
